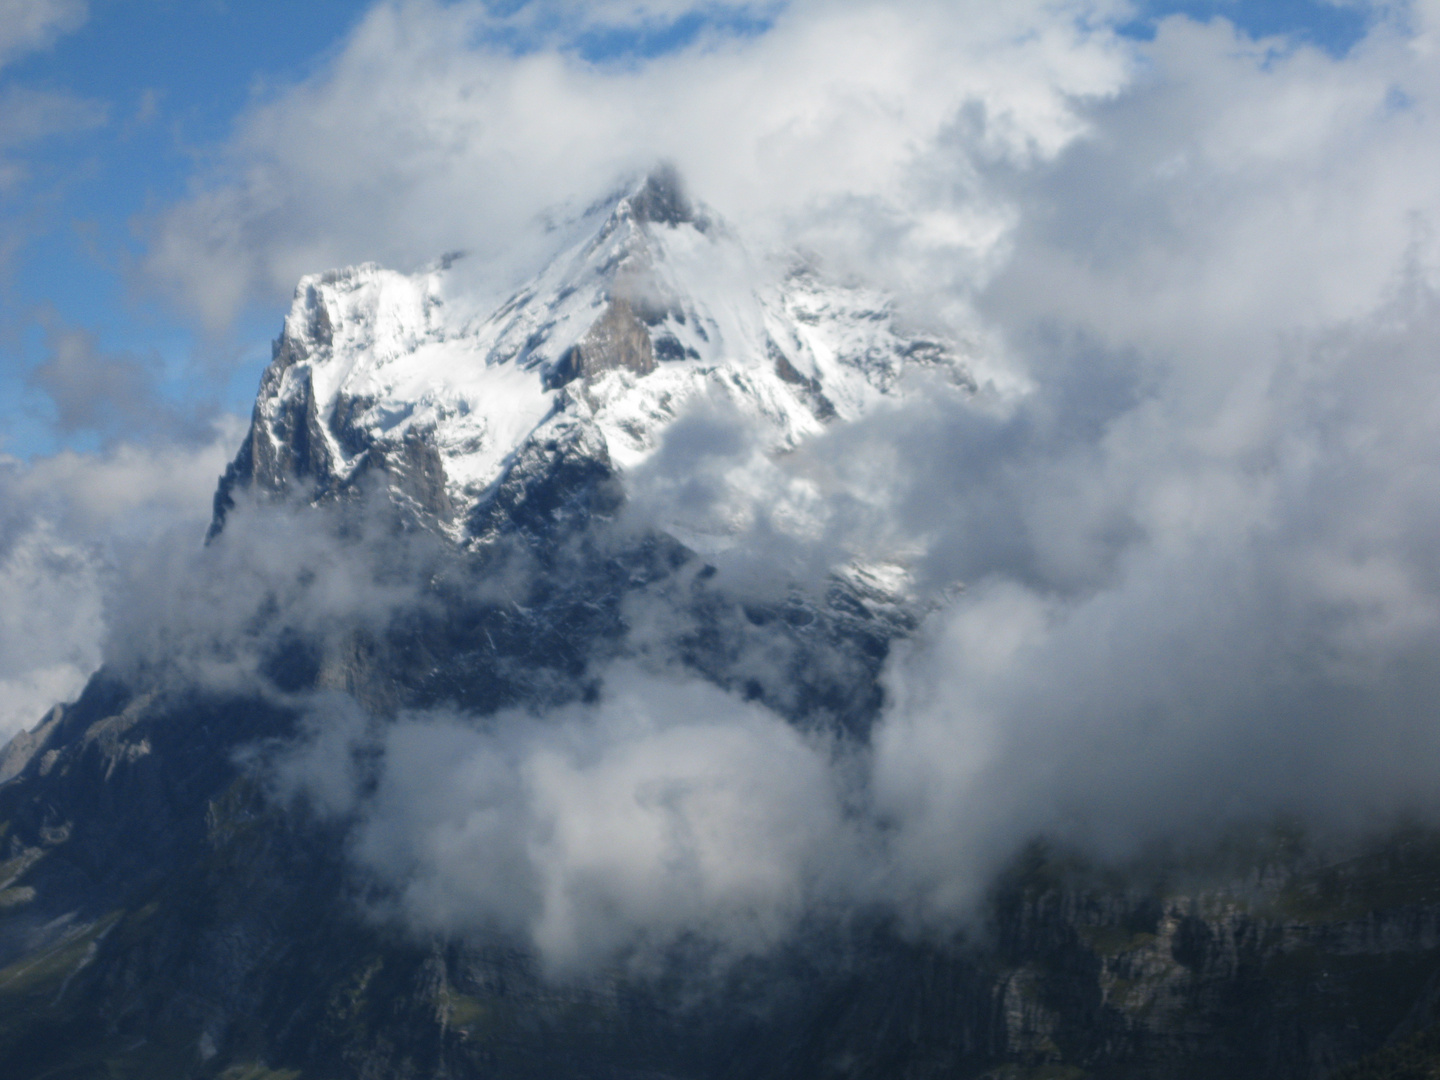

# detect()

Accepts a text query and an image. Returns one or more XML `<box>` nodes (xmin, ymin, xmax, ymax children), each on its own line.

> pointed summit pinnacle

<box><xmin>627</xmin><ymin>162</ymin><xmax>693</xmax><ymax>227</ymax></box>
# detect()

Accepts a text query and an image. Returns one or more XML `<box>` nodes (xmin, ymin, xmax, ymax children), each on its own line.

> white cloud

<box><xmin>145</xmin><ymin>0</ymin><xmax>1132</xmax><ymax>328</ymax></box>
<box><xmin>278</xmin><ymin>664</ymin><xmax>859</xmax><ymax>976</ymax></box>
<box><xmin>0</xmin><ymin>85</ymin><xmax>103</xmax><ymax>153</ymax></box>
<box><xmin>0</xmin><ymin>426</ymin><xmax>240</xmax><ymax>739</ymax></box>
<box><xmin>848</xmin><ymin>8</ymin><xmax>1440</xmax><ymax>921</ymax></box>
<box><xmin>0</xmin><ymin>518</ymin><xmax>101</xmax><ymax>737</ymax></box>
<box><xmin>0</xmin><ymin>0</ymin><xmax>86</xmax><ymax>71</ymax></box>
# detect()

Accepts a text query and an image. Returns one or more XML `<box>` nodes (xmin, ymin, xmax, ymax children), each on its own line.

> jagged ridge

<box><xmin>211</xmin><ymin>166</ymin><xmax>974</xmax><ymax>550</ymax></box>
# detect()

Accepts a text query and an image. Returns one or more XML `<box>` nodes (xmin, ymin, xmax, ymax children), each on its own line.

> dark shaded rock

<box><xmin>630</xmin><ymin>163</ymin><xmax>694</xmax><ymax>227</ymax></box>
<box><xmin>770</xmin><ymin>338</ymin><xmax>837</xmax><ymax>422</ymax></box>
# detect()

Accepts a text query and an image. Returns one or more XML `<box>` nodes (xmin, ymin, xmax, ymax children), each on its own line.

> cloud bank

<box><xmin>297</xmin><ymin>668</ymin><xmax>858</xmax><ymax>978</ymax></box>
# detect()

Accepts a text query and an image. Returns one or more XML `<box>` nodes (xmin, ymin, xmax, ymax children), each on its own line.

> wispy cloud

<box><xmin>26</xmin><ymin>317</ymin><xmax>219</xmax><ymax>445</ymax></box>
<box><xmin>0</xmin><ymin>0</ymin><xmax>87</xmax><ymax>72</ymax></box>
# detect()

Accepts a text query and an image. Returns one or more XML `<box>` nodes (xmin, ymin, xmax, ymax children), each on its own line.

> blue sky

<box><xmin>0</xmin><ymin>0</ymin><xmax>375</xmax><ymax>456</ymax></box>
<box><xmin>0</xmin><ymin>0</ymin><xmax>1385</xmax><ymax>458</ymax></box>
<box><xmin>1128</xmin><ymin>0</ymin><xmax>1372</xmax><ymax>53</ymax></box>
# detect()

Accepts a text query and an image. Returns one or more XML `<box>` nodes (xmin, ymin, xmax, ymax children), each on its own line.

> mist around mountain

<box><xmin>0</xmin><ymin>157</ymin><xmax>1437</xmax><ymax>1077</ymax></box>
<box><xmin>200</xmin><ymin>165</ymin><xmax>1440</xmax><ymax>965</ymax></box>
<box><xmin>2</xmin><ymin>2</ymin><xmax>1440</xmax><ymax>1074</ymax></box>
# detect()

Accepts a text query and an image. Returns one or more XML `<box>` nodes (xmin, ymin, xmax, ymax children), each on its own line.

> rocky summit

<box><xmin>0</xmin><ymin>169</ymin><xmax>1438</xmax><ymax>1080</ymax></box>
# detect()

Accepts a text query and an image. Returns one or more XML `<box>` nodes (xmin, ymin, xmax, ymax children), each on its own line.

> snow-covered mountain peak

<box><xmin>213</xmin><ymin>167</ymin><xmax>974</xmax><ymax>543</ymax></box>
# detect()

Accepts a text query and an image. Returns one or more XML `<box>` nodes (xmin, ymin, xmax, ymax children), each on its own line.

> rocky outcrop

<box><xmin>543</xmin><ymin>298</ymin><xmax>656</xmax><ymax>389</ymax></box>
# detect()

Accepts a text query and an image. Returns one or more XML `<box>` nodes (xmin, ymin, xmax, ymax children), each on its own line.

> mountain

<box><xmin>0</xmin><ymin>168</ymin><xmax>1438</xmax><ymax>1080</ymax></box>
<box><xmin>211</xmin><ymin>164</ymin><xmax>969</xmax><ymax>547</ymax></box>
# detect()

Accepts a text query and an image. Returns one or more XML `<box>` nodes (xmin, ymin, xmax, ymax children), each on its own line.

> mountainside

<box><xmin>0</xmin><ymin>169</ymin><xmax>1439</xmax><ymax>1080</ymax></box>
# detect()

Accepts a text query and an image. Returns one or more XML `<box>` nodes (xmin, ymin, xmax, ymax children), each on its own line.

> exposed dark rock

<box><xmin>544</xmin><ymin>299</ymin><xmax>656</xmax><ymax>390</ymax></box>
<box><xmin>629</xmin><ymin>163</ymin><xmax>694</xmax><ymax>227</ymax></box>
<box><xmin>770</xmin><ymin>338</ymin><xmax>838</xmax><ymax>422</ymax></box>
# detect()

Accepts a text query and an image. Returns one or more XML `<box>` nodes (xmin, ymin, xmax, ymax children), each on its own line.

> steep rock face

<box><xmin>544</xmin><ymin>297</ymin><xmax>656</xmax><ymax>388</ymax></box>
<box><xmin>973</xmin><ymin>841</ymin><xmax>1440</xmax><ymax>1079</ymax></box>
